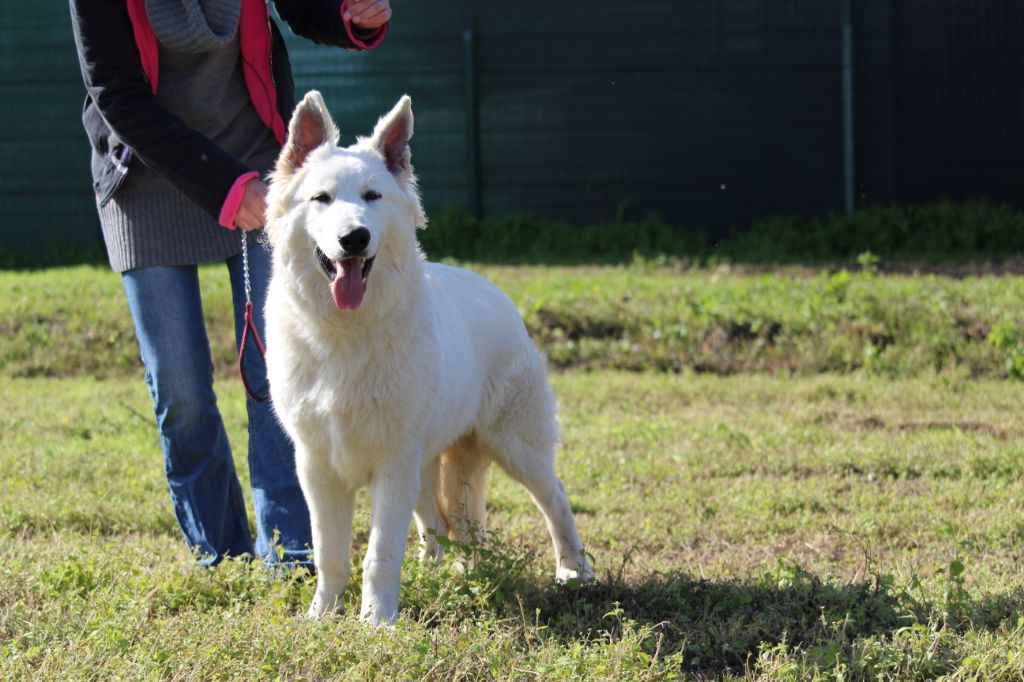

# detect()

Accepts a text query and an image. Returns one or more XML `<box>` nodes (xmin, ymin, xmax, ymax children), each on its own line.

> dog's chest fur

<box><xmin>268</xmin><ymin>287</ymin><xmax>442</xmax><ymax>479</ymax></box>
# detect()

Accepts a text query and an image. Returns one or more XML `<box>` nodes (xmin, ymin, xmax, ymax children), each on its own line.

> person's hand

<box><xmin>235</xmin><ymin>178</ymin><xmax>268</xmax><ymax>232</ymax></box>
<box><xmin>344</xmin><ymin>0</ymin><xmax>391</xmax><ymax>30</ymax></box>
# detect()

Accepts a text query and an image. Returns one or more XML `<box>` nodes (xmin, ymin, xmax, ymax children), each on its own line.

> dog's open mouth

<box><xmin>317</xmin><ymin>248</ymin><xmax>375</xmax><ymax>310</ymax></box>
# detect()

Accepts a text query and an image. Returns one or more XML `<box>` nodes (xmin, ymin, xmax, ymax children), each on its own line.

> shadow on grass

<box><xmin>517</xmin><ymin>569</ymin><xmax>903</xmax><ymax>673</ymax></box>
<box><xmin>525</xmin><ymin>573</ymin><xmax>1024</xmax><ymax>675</ymax></box>
<box><xmin>402</xmin><ymin>538</ymin><xmax>1024</xmax><ymax>676</ymax></box>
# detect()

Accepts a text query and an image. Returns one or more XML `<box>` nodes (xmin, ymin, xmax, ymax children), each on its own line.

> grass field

<box><xmin>3</xmin><ymin>264</ymin><xmax>1024</xmax><ymax>679</ymax></box>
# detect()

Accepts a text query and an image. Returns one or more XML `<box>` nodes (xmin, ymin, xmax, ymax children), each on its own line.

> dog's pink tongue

<box><xmin>331</xmin><ymin>258</ymin><xmax>364</xmax><ymax>310</ymax></box>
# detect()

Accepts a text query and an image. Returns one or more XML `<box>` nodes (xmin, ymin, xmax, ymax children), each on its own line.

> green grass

<box><xmin>4</xmin><ymin>264</ymin><xmax>1024</xmax><ymax>679</ymax></box>
<box><xmin>4</xmin><ymin>262</ymin><xmax>1024</xmax><ymax>379</ymax></box>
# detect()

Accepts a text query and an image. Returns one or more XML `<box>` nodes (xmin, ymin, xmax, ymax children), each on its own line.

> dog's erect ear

<box><xmin>279</xmin><ymin>91</ymin><xmax>339</xmax><ymax>176</ymax></box>
<box><xmin>369</xmin><ymin>95</ymin><xmax>414</xmax><ymax>181</ymax></box>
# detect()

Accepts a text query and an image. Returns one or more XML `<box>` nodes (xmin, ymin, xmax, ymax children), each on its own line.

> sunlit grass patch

<box><xmin>4</xmin><ymin>371</ymin><xmax>1024</xmax><ymax>678</ymax></box>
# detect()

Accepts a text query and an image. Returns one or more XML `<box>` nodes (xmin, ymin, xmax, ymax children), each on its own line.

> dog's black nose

<box><xmin>339</xmin><ymin>227</ymin><xmax>370</xmax><ymax>254</ymax></box>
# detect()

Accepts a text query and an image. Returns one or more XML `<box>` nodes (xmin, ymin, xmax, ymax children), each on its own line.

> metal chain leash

<box><xmin>238</xmin><ymin>230</ymin><xmax>270</xmax><ymax>403</ymax></box>
<box><xmin>242</xmin><ymin>230</ymin><xmax>253</xmax><ymax>306</ymax></box>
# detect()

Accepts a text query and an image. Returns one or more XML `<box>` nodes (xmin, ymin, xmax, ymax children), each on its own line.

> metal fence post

<box><xmin>462</xmin><ymin>5</ymin><xmax>483</xmax><ymax>221</ymax></box>
<box><xmin>841</xmin><ymin>0</ymin><xmax>856</xmax><ymax>218</ymax></box>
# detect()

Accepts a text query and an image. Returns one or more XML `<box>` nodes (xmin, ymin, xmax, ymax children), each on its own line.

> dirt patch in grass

<box><xmin>896</xmin><ymin>420</ymin><xmax>1011</xmax><ymax>439</ymax></box>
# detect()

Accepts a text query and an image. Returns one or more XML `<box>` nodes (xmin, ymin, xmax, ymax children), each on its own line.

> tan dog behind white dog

<box><xmin>264</xmin><ymin>91</ymin><xmax>592</xmax><ymax>625</ymax></box>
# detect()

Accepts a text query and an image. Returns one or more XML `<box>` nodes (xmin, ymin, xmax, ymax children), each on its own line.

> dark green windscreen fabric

<box><xmin>2</xmin><ymin>1</ymin><xmax>1021</xmax><ymax>264</ymax></box>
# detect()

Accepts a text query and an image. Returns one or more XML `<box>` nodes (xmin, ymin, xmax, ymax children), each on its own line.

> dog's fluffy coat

<box><xmin>264</xmin><ymin>92</ymin><xmax>591</xmax><ymax>624</ymax></box>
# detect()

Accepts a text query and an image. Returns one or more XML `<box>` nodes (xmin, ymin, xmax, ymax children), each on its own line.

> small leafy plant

<box><xmin>987</xmin><ymin>318</ymin><xmax>1024</xmax><ymax>378</ymax></box>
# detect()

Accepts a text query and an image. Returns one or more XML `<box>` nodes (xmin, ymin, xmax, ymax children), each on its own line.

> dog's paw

<box><xmin>417</xmin><ymin>540</ymin><xmax>444</xmax><ymax>565</ymax></box>
<box><xmin>306</xmin><ymin>591</ymin><xmax>343</xmax><ymax>619</ymax></box>
<box><xmin>556</xmin><ymin>561</ymin><xmax>594</xmax><ymax>585</ymax></box>
<box><xmin>359</xmin><ymin>602</ymin><xmax>398</xmax><ymax>627</ymax></box>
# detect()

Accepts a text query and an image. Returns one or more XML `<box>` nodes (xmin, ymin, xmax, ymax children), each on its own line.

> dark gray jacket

<box><xmin>69</xmin><ymin>0</ymin><xmax>386</xmax><ymax>221</ymax></box>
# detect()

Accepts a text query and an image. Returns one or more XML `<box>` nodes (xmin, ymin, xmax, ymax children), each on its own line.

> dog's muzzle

<box><xmin>316</xmin><ymin>247</ymin><xmax>376</xmax><ymax>310</ymax></box>
<box><xmin>316</xmin><ymin>248</ymin><xmax>375</xmax><ymax>281</ymax></box>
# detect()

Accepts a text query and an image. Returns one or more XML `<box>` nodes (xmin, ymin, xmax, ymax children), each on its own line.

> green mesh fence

<box><xmin>1</xmin><ymin>0</ymin><xmax>1021</xmax><ymax>265</ymax></box>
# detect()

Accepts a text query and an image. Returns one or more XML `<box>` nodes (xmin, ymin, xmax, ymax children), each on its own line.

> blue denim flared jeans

<box><xmin>122</xmin><ymin>241</ymin><xmax>311</xmax><ymax>567</ymax></box>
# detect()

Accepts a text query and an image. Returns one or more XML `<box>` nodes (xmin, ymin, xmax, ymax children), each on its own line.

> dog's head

<box><xmin>266</xmin><ymin>91</ymin><xmax>425</xmax><ymax>313</ymax></box>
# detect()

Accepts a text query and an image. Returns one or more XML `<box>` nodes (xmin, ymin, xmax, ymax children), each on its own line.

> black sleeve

<box><xmin>69</xmin><ymin>0</ymin><xmax>250</xmax><ymax>220</ymax></box>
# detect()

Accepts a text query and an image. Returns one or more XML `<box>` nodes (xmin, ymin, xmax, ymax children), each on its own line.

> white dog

<box><xmin>264</xmin><ymin>91</ymin><xmax>592</xmax><ymax>624</ymax></box>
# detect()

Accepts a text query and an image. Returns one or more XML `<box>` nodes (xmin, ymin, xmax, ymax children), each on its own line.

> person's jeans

<box><xmin>122</xmin><ymin>240</ymin><xmax>312</xmax><ymax>567</ymax></box>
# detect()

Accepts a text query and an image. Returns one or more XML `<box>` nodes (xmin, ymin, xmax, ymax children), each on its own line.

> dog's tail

<box><xmin>436</xmin><ymin>432</ymin><xmax>491</xmax><ymax>546</ymax></box>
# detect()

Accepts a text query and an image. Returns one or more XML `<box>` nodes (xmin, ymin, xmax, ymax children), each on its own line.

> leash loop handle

<box><xmin>238</xmin><ymin>231</ymin><xmax>271</xmax><ymax>403</ymax></box>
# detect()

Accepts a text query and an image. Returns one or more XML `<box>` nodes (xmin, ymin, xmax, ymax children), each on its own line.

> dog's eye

<box><xmin>362</xmin><ymin>190</ymin><xmax>382</xmax><ymax>202</ymax></box>
<box><xmin>310</xmin><ymin>192</ymin><xmax>332</xmax><ymax>204</ymax></box>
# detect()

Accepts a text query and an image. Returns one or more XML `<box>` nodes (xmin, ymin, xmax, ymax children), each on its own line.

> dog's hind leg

<box><xmin>483</xmin><ymin>366</ymin><xmax>592</xmax><ymax>582</ymax></box>
<box><xmin>437</xmin><ymin>433</ymin><xmax>491</xmax><ymax>549</ymax></box>
<box><xmin>492</xmin><ymin>436</ymin><xmax>592</xmax><ymax>583</ymax></box>
<box><xmin>413</xmin><ymin>458</ymin><xmax>447</xmax><ymax>564</ymax></box>
<box><xmin>297</xmin><ymin>453</ymin><xmax>356</xmax><ymax>618</ymax></box>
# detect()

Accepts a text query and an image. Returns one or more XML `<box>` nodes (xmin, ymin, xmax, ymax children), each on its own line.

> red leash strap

<box><xmin>239</xmin><ymin>300</ymin><xmax>271</xmax><ymax>403</ymax></box>
<box><xmin>238</xmin><ymin>232</ymin><xmax>271</xmax><ymax>403</ymax></box>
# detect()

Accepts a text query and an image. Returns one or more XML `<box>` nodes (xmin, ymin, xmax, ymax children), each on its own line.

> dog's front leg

<box><xmin>360</xmin><ymin>455</ymin><xmax>422</xmax><ymax>625</ymax></box>
<box><xmin>297</xmin><ymin>453</ymin><xmax>355</xmax><ymax>619</ymax></box>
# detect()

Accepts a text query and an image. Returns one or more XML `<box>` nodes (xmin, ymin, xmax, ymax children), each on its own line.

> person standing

<box><xmin>69</xmin><ymin>0</ymin><xmax>392</xmax><ymax>566</ymax></box>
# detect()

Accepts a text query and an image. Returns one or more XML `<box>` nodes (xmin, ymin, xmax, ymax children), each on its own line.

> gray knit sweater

<box><xmin>98</xmin><ymin>2</ymin><xmax>279</xmax><ymax>272</ymax></box>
